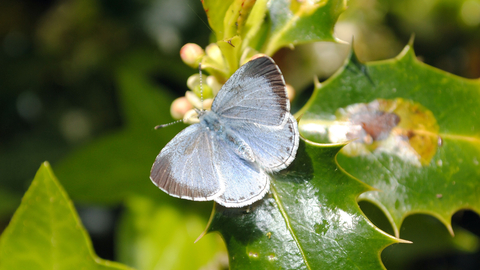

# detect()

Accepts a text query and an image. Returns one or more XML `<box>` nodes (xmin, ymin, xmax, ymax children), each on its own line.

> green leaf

<box><xmin>116</xmin><ymin>196</ymin><xmax>227</xmax><ymax>270</ymax></box>
<box><xmin>241</xmin><ymin>0</ymin><xmax>269</xmax><ymax>51</ymax></box>
<box><xmin>359</xmin><ymin>202</ymin><xmax>480</xmax><ymax>269</ymax></box>
<box><xmin>54</xmin><ymin>51</ymin><xmax>185</xmax><ymax>204</ymax></box>
<box><xmin>0</xmin><ymin>162</ymin><xmax>133</xmax><ymax>270</ymax></box>
<box><xmin>202</xmin><ymin>0</ymin><xmax>265</xmax><ymax>42</ymax></box>
<box><xmin>201</xmin><ymin>0</ymin><xmax>345</xmax><ymax>73</ymax></box>
<box><xmin>263</xmin><ymin>0</ymin><xmax>346</xmax><ymax>55</ymax></box>
<box><xmin>208</xmin><ymin>141</ymin><xmax>400</xmax><ymax>269</ymax></box>
<box><xmin>201</xmin><ymin>0</ymin><xmax>234</xmax><ymax>40</ymax></box>
<box><xmin>299</xmin><ymin>43</ymin><xmax>480</xmax><ymax>237</ymax></box>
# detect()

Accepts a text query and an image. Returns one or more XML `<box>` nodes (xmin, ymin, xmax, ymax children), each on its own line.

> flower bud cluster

<box><xmin>172</xmin><ymin>42</ymin><xmax>296</xmax><ymax>122</ymax></box>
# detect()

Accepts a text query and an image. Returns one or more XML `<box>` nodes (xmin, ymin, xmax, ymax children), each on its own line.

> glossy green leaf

<box><xmin>208</xmin><ymin>141</ymin><xmax>400</xmax><ymax>269</ymax></box>
<box><xmin>201</xmin><ymin>0</ymin><xmax>345</xmax><ymax>64</ymax></box>
<box><xmin>299</xmin><ymin>43</ymin><xmax>480</xmax><ymax>237</ymax></box>
<box><xmin>263</xmin><ymin>0</ymin><xmax>345</xmax><ymax>55</ymax></box>
<box><xmin>0</xmin><ymin>162</ymin><xmax>133</xmax><ymax>270</ymax></box>
<box><xmin>116</xmin><ymin>196</ymin><xmax>227</xmax><ymax>270</ymax></box>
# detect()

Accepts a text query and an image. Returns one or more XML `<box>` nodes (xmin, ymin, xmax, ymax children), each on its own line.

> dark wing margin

<box><xmin>150</xmin><ymin>124</ymin><xmax>224</xmax><ymax>201</ymax></box>
<box><xmin>212</xmin><ymin>56</ymin><xmax>289</xmax><ymax>127</ymax></box>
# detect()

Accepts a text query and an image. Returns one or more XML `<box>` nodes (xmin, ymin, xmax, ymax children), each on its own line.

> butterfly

<box><xmin>150</xmin><ymin>56</ymin><xmax>299</xmax><ymax>207</ymax></box>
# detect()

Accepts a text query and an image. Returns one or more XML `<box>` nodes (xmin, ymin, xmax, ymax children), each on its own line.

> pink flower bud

<box><xmin>180</xmin><ymin>43</ymin><xmax>205</xmax><ymax>68</ymax></box>
<box><xmin>170</xmin><ymin>96</ymin><xmax>193</xmax><ymax>120</ymax></box>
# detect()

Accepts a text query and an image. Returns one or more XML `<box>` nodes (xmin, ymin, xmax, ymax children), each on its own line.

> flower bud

<box><xmin>180</xmin><ymin>43</ymin><xmax>205</xmax><ymax>68</ymax></box>
<box><xmin>185</xmin><ymin>91</ymin><xmax>202</xmax><ymax>109</ymax></box>
<box><xmin>186</xmin><ymin>74</ymin><xmax>214</xmax><ymax>99</ymax></box>
<box><xmin>187</xmin><ymin>74</ymin><xmax>200</xmax><ymax>91</ymax></box>
<box><xmin>170</xmin><ymin>96</ymin><xmax>193</xmax><ymax>120</ymax></box>
<box><xmin>206</xmin><ymin>75</ymin><xmax>222</xmax><ymax>95</ymax></box>
<box><xmin>205</xmin><ymin>43</ymin><xmax>224</xmax><ymax>65</ymax></box>
<box><xmin>183</xmin><ymin>109</ymin><xmax>200</xmax><ymax>124</ymax></box>
<box><xmin>286</xmin><ymin>83</ymin><xmax>295</xmax><ymax>101</ymax></box>
<box><xmin>248</xmin><ymin>53</ymin><xmax>268</xmax><ymax>62</ymax></box>
<box><xmin>202</xmin><ymin>98</ymin><xmax>213</xmax><ymax>110</ymax></box>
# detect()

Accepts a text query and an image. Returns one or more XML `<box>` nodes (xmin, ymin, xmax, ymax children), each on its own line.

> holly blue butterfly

<box><xmin>150</xmin><ymin>56</ymin><xmax>299</xmax><ymax>207</ymax></box>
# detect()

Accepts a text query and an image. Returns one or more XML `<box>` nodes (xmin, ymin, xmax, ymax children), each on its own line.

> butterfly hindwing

<box><xmin>151</xmin><ymin>56</ymin><xmax>299</xmax><ymax>207</ymax></box>
<box><xmin>213</xmin><ymin>138</ymin><xmax>270</xmax><ymax>208</ymax></box>
<box><xmin>228</xmin><ymin>114</ymin><xmax>299</xmax><ymax>172</ymax></box>
<box><xmin>150</xmin><ymin>124</ymin><xmax>224</xmax><ymax>201</ymax></box>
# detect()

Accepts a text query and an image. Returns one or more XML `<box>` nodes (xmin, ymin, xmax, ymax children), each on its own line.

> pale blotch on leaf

<box><xmin>268</xmin><ymin>254</ymin><xmax>276</xmax><ymax>261</ymax></box>
<box><xmin>305</xmin><ymin>98</ymin><xmax>440</xmax><ymax>166</ymax></box>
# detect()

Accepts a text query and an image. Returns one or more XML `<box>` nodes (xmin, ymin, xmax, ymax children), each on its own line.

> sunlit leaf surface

<box><xmin>299</xmin><ymin>44</ymin><xmax>480</xmax><ymax>236</ymax></box>
<box><xmin>208</xmin><ymin>141</ymin><xmax>399</xmax><ymax>269</ymax></box>
<box><xmin>264</xmin><ymin>0</ymin><xmax>345</xmax><ymax>55</ymax></box>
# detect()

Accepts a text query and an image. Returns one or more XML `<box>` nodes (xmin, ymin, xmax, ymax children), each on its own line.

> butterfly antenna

<box><xmin>199</xmin><ymin>63</ymin><xmax>204</xmax><ymax>110</ymax></box>
<box><xmin>154</xmin><ymin>119</ymin><xmax>184</xmax><ymax>130</ymax></box>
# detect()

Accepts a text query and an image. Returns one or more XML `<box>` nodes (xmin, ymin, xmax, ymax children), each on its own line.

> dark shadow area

<box><xmin>381</xmin><ymin>211</ymin><xmax>480</xmax><ymax>270</ymax></box>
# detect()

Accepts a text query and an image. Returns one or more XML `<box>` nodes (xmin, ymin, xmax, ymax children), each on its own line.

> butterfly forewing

<box><xmin>212</xmin><ymin>56</ymin><xmax>289</xmax><ymax>127</ymax></box>
<box><xmin>150</xmin><ymin>124</ymin><xmax>224</xmax><ymax>200</ymax></box>
<box><xmin>150</xmin><ymin>55</ymin><xmax>300</xmax><ymax>208</ymax></box>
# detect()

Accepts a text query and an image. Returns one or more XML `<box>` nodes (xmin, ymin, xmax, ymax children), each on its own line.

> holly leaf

<box><xmin>207</xmin><ymin>141</ymin><xmax>400</xmax><ymax>269</ymax></box>
<box><xmin>0</xmin><ymin>162</ymin><xmax>133</xmax><ymax>270</ymax></box>
<box><xmin>298</xmin><ymin>43</ymin><xmax>480</xmax><ymax>237</ymax></box>
<box><xmin>201</xmin><ymin>0</ymin><xmax>345</xmax><ymax>56</ymax></box>
<box><xmin>263</xmin><ymin>0</ymin><xmax>346</xmax><ymax>55</ymax></box>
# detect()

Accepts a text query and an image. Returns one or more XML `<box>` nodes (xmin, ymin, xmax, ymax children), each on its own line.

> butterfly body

<box><xmin>151</xmin><ymin>56</ymin><xmax>299</xmax><ymax>208</ymax></box>
<box><xmin>200</xmin><ymin>110</ymin><xmax>256</xmax><ymax>163</ymax></box>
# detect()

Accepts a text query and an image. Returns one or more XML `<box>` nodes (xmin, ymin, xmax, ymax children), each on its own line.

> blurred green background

<box><xmin>1</xmin><ymin>0</ymin><xmax>479</xmax><ymax>269</ymax></box>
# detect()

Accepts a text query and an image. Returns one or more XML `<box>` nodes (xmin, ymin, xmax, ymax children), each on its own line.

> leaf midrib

<box><xmin>270</xmin><ymin>184</ymin><xmax>312</xmax><ymax>270</ymax></box>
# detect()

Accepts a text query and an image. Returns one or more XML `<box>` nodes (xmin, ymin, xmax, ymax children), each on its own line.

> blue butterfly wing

<box><xmin>212</xmin><ymin>56</ymin><xmax>289</xmax><ymax>127</ymax></box>
<box><xmin>213</xmin><ymin>138</ymin><xmax>270</xmax><ymax>208</ymax></box>
<box><xmin>150</xmin><ymin>124</ymin><xmax>224</xmax><ymax>201</ymax></box>
<box><xmin>230</xmin><ymin>114</ymin><xmax>299</xmax><ymax>172</ymax></box>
